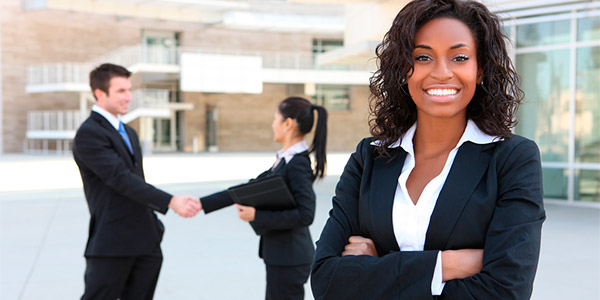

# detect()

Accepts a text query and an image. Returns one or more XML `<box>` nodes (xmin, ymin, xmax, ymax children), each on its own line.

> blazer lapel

<box><xmin>123</xmin><ymin>125</ymin><xmax>139</xmax><ymax>159</ymax></box>
<box><xmin>91</xmin><ymin>112</ymin><xmax>135</xmax><ymax>163</ymax></box>
<box><xmin>271</xmin><ymin>159</ymin><xmax>286</xmax><ymax>174</ymax></box>
<box><xmin>424</xmin><ymin>142</ymin><xmax>493</xmax><ymax>250</ymax></box>
<box><xmin>369</xmin><ymin>149</ymin><xmax>406</xmax><ymax>253</ymax></box>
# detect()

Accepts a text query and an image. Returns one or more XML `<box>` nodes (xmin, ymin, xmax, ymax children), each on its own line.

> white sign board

<box><xmin>180</xmin><ymin>53</ymin><xmax>263</xmax><ymax>94</ymax></box>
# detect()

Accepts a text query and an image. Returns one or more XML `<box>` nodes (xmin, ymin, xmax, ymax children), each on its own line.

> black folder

<box><xmin>228</xmin><ymin>176</ymin><xmax>296</xmax><ymax>210</ymax></box>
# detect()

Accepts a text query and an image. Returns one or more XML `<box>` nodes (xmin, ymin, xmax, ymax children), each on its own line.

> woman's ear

<box><xmin>477</xmin><ymin>68</ymin><xmax>483</xmax><ymax>85</ymax></box>
<box><xmin>283</xmin><ymin>117</ymin><xmax>293</xmax><ymax>132</ymax></box>
<box><xmin>284</xmin><ymin>117</ymin><xmax>300</xmax><ymax>135</ymax></box>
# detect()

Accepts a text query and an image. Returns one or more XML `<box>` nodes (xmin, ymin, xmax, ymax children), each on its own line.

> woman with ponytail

<box><xmin>200</xmin><ymin>96</ymin><xmax>327</xmax><ymax>300</ymax></box>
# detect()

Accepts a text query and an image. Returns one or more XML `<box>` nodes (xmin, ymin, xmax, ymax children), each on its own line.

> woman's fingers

<box><xmin>342</xmin><ymin>236</ymin><xmax>379</xmax><ymax>257</ymax></box>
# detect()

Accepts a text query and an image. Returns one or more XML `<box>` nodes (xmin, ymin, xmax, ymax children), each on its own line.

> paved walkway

<box><xmin>0</xmin><ymin>153</ymin><xmax>598</xmax><ymax>299</ymax></box>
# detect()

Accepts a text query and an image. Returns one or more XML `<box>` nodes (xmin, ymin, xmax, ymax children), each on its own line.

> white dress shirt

<box><xmin>92</xmin><ymin>104</ymin><xmax>122</xmax><ymax>131</ymax></box>
<box><xmin>272</xmin><ymin>140</ymin><xmax>309</xmax><ymax>170</ymax></box>
<box><xmin>374</xmin><ymin>120</ymin><xmax>500</xmax><ymax>295</ymax></box>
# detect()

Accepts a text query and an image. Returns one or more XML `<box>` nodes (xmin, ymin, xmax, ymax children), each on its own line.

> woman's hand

<box><xmin>441</xmin><ymin>249</ymin><xmax>483</xmax><ymax>281</ymax></box>
<box><xmin>342</xmin><ymin>236</ymin><xmax>379</xmax><ymax>257</ymax></box>
<box><xmin>234</xmin><ymin>204</ymin><xmax>256</xmax><ymax>222</ymax></box>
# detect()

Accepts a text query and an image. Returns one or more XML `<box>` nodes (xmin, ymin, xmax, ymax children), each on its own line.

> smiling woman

<box><xmin>310</xmin><ymin>0</ymin><xmax>545</xmax><ymax>299</ymax></box>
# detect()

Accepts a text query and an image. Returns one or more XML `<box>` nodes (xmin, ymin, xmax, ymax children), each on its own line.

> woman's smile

<box><xmin>425</xmin><ymin>88</ymin><xmax>458</xmax><ymax>97</ymax></box>
<box><xmin>423</xmin><ymin>86</ymin><xmax>461</xmax><ymax>103</ymax></box>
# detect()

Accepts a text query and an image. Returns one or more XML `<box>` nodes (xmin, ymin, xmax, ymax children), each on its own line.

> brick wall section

<box><xmin>182</xmin><ymin>84</ymin><xmax>371</xmax><ymax>152</ymax></box>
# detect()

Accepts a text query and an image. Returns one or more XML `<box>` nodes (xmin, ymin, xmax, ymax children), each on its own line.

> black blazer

<box><xmin>73</xmin><ymin>111</ymin><xmax>172</xmax><ymax>257</ymax></box>
<box><xmin>311</xmin><ymin>135</ymin><xmax>545</xmax><ymax>300</ymax></box>
<box><xmin>201</xmin><ymin>152</ymin><xmax>316</xmax><ymax>266</ymax></box>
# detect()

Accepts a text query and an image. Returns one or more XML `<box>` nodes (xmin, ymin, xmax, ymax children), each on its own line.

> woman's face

<box><xmin>272</xmin><ymin>110</ymin><xmax>286</xmax><ymax>143</ymax></box>
<box><xmin>407</xmin><ymin>17</ymin><xmax>481</xmax><ymax>121</ymax></box>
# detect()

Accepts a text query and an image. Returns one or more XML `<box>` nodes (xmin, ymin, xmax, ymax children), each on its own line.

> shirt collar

<box><xmin>277</xmin><ymin>140</ymin><xmax>309</xmax><ymax>164</ymax></box>
<box><xmin>372</xmin><ymin>119</ymin><xmax>501</xmax><ymax>155</ymax></box>
<box><xmin>92</xmin><ymin>104</ymin><xmax>121</xmax><ymax>131</ymax></box>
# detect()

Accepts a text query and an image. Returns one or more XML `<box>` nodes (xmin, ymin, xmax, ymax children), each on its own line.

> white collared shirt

<box><xmin>373</xmin><ymin>120</ymin><xmax>500</xmax><ymax>295</ymax></box>
<box><xmin>92</xmin><ymin>104</ymin><xmax>122</xmax><ymax>131</ymax></box>
<box><xmin>272</xmin><ymin>140</ymin><xmax>309</xmax><ymax>169</ymax></box>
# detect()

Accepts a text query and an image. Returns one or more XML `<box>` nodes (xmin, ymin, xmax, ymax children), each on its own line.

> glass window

<box><xmin>542</xmin><ymin>168</ymin><xmax>569</xmax><ymax>200</ymax></box>
<box><xmin>578</xmin><ymin>16</ymin><xmax>600</xmax><ymax>42</ymax></box>
<box><xmin>515</xmin><ymin>50</ymin><xmax>570</xmax><ymax>162</ymax></box>
<box><xmin>575</xmin><ymin>169</ymin><xmax>600</xmax><ymax>202</ymax></box>
<box><xmin>516</xmin><ymin>20</ymin><xmax>570</xmax><ymax>47</ymax></box>
<box><xmin>312</xmin><ymin>39</ymin><xmax>345</xmax><ymax>70</ymax></box>
<box><xmin>141</xmin><ymin>30</ymin><xmax>179</xmax><ymax>64</ymax></box>
<box><xmin>312</xmin><ymin>39</ymin><xmax>343</xmax><ymax>54</ymax></box>
<box><xmin>312</xmin><ymin>84</ymin><xmax>351</xmax><ymax>111</ymax></box>
<box><xmin>502</xmin><ymin>25</ymin><xmax>512</xmax><ymax>37</ymax></box>
<box><xmin>23</xmin><ymin>0</ymin><xmax>46</xmax><ymax>10</ymax></box>
<box><xmin>575</xmin><ymin>47</ymin><xmax>600</xmax><ymax>164</ymax></box>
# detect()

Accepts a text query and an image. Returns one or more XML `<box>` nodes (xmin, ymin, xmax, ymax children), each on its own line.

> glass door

<box><xmin>152</xmin><ymin>118</ymin><xmax>176</xmax><ymax>152</ymax></box>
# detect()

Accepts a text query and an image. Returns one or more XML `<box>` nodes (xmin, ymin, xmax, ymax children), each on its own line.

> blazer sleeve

<box><xmin>311</xmin><ymin>139</ymin><xmax>440</xmax><ymax>300</ymax></box>
<box><xmin>200</xmin><ymin>190</ymin><xmax>233</xmax><ymax>214</ymax></box>
<box><xmin>440</xmin><ymin>138</ymin><xmax>545</xmax><ymax>299</ymax></box>
<box><xmin>200</xmin><ymin>170</ymin><xmax>271</xmax><ymax>214</ymax></box>
<box><xmin>73</xmin><ymin>123</ymin><xmax>172</xmax><ymax>214</ymax></box>
<box><xmin>250</xmin><ymin>155</ymin><xmax>316</xmax><ymax>234</ymax></box>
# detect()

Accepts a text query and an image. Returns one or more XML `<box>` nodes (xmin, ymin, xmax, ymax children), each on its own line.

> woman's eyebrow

<box><xmin>450</xmin><ymin>43</ymin><xmax>470</xmax><ymax>49</ymax></box>
<box><xmin>415</xmin><ymin>43</ymin><xmax>471</xmax><ymax>50</ymax></box>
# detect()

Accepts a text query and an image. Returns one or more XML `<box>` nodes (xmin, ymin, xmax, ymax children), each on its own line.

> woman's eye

<box><xmin>415</xmin><ymin>54</ymin><xmax>431</xmax><ymax>62</ymax></box>
<box><xmin>453</xmin><ymin>55</ymin><xmax>469</xmax><ymax>62</ymax></box>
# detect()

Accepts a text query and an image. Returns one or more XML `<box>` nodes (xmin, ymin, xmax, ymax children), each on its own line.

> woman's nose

<box><xmin>431</xmin><ymin>60</ymin><xmax>453</xmax><ymax>81</ymax></box>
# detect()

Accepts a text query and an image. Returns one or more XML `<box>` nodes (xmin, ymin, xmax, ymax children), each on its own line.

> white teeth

<box><xmin>426</xmin><ymin>89</ymin><xmax>457</xmax><ymax>96</ymax></box>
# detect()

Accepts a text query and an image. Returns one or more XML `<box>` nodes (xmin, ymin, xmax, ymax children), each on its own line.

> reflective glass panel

<box><xmin>503</xmin><ymin>25</ymin><xmax>512</xmax><ymax>37</ymax></box>
<box><xmin>313</xmin><ymin>85</ymin><xmax>351</xmax><ymax>111</ymax></box>
<box><xmin>578</xmin><ymin>16</ymin><xmax>600</xmax><ymax>42</ymax></box>
<box><xmin>575</xmin><ymin>169</ymin><xmax>600</xmax><ymax>202</ymax></box>
<box><xmin>542</xmin><ymin>167</ymin><xmax>569</xmax><ymax>200</ymax></box>
<box><xmin>516</xmin><ymin>20</ymin><xmax>570</xmax><ymax>47</ymax></box>
<box><xmin>575</xmin><ymin>47</ymin><xmax>600</xmax><ymax>164</ymax></box>
<box><xmin>516</xmin><ymin>50</ymin><xmax>570</xmax><ymax>162</ymax></box>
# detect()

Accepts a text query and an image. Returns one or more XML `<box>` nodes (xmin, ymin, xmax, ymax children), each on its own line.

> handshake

<box><xmin>168</xmin><ymin>196</ymin><xmax>202</xmax><ymax>218</ymax></box>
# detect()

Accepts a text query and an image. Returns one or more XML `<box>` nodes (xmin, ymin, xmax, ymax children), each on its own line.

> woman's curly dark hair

<box><xmin>369</xmin><ymin>0</ymin><xmax>523</xmax><ymax>157</ymax></box>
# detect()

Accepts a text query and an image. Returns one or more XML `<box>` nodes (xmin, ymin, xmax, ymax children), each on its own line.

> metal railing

<box><xmin>26</xmin><ymin>45</ymin><xmax>371</xmax><ymax>87</ymax></box>
<box><xmin>27</xmin><ymin>63</ymin><xmax>90</xmax><ymax>86</ymax></box>
<box><xmin>27</xmin><ymin>110</ymin><xmax>86</xmax><ymax>132</ymax></box>
<box><xmin>93</xmin><ymin>44</ymin><xmax>179</xmax><ymax>67</ymax></box>
<box><xmin>27</xmin><ymin>44</ymin><xmax>179</xmax><ymax>87</ymax></box>
<box><xmin>130</xmin><ymin>89</ymin><xmax>171</xmax><ymax>110</ymax></box>
<box><xmin>26</xmin><ymin>89</ymin><xmax>170</xmax><ymax>132</ymax></box>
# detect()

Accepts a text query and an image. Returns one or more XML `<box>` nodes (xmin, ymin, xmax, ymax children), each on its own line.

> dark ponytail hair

<box><xmin>278</xmin><ymin>97</ymin><xmax>328</xmax><ymax>179</ymax></box>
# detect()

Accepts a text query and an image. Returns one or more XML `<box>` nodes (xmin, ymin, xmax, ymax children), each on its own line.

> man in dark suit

<box><xmin>73</xmin><ymin>63</ymin><xmax>201</xmax><ymax>299</ymax></box>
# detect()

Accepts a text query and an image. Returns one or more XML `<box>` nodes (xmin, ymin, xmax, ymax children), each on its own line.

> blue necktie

<box><xmin>118</xmin><ymin>122</ymin><xmax>134</xmax><ymax>154</ymax></box>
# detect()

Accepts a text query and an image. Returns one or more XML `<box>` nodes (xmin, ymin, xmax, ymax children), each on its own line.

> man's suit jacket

<box><xmin>73</xmin><ymin>111</ymin><xmax>172</xmax><ymax>257</ymax></box>
<box><xmin>202</xmin><ymin>152</ymin><xmax>316</xmax><ymax>266</ymax></box>
<box><xmin>311</xmin><ymin>135</ymin><xmax>545</xmax><ymax>300</ymax></box>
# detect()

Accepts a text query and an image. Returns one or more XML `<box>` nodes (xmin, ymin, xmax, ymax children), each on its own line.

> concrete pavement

<box><xmin>0</xmin><ymin>153</ymin><xmax>598</xmax><ymax>299</ymax></box>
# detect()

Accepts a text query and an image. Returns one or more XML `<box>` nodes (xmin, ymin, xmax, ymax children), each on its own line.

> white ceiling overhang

<box><xmin>23</xmin><ymin>0</ymin><xmax>345</xmax><ymax>33</ymax></box>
